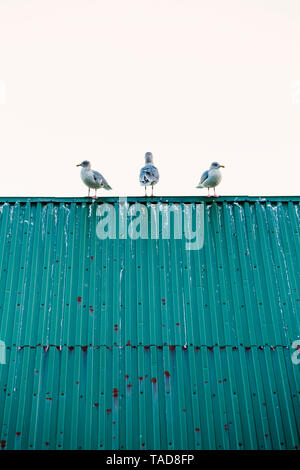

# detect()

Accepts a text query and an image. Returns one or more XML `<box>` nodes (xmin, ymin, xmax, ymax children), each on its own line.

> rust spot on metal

<box><xmin>112</xmin><ymin>388</ymin><xmax>119</xmax><ymax>398</ymax></box>
<box><xmin>77</xmin><ymin>296</ymin><xmax>82</xmax><ymax>303</ymax></box>
<box><xmin>164</xmin><ymin>371</ymin><xmax>170</xmax><ymax>378</ymax></box>
<box><xmin>151</xmin><ymin>378</ymin><xmax>157</xmax><ymax>384</ymax></box>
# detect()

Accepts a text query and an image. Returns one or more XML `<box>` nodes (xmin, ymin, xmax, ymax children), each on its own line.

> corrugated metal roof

<box><xmin>0</xmin><ymin>196</ymin><xmax>299</xmax><ymax>450</ymax></box>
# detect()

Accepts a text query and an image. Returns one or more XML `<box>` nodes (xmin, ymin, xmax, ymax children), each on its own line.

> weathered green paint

<box><xmin>0</xmin><ymin>197</ymin><xmax>299</xmax><ymax>450</ymax></box>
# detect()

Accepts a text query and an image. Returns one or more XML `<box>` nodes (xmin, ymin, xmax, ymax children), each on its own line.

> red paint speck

<box><xmin>224</xmin><ymin>424</ymin><xmax>228</xmax><ymax>431</ymax></box>
<box><xmin>195</xmin><ymin>428</ymin><xmax>200</xmax><ymax>432</ymax></box>
<box><xmin>46</xmin><ymin>397</ymin><xmax>52</xmax><ymax>401</ymax></box>
<box><xmin>106</xmin><ymin>409</ymin><xmax>112</xmax><ymax>413</ymax></box>
<box><xmin>68</xmin><ymin>346</ymin><xmax>74</xmax><ymax>351</ymax></box>
<box><xmin>127</xmin><ymin>384</ymin><xmax>132</xmax><ymax>389</ymax></box>
<box><xmin>169</xmin><ymin>345</ymin><xmax>176</xmax><ymax>351</ymax></box>
<box><xmin>81</xmin><ymin>346</ymin><xmax>88</xmax><ymax>352</ymax></box>
<box><xmin>207</xmin><ymin>346</ymin><xmax>213</xmax><ymax>351</ymax></box>
<box><xmin>264</xmin><ymin>434</ymin><xmax>268</xmax><ymax>438</ymax></box>
<box><xmin>113</xmin><ymin>388</ymin><xmax>119</xmax><ymax>398</ymax></box>
<box><xmin>142</xmin><ymin>443</ymin><xmax>145</xmax><ymax>448</ymax></box>
<box><xmin>125</xmin><ymin>375</ymin><xmax>129</xmax><ymax>380</ymax></box>
<box><xmin>238</xmin><ymin>443</ymin><xmax>243</xmax><ymax>447</ymax></box>
<box><xmin>176</xmin><ymin>323</ymin><xmax>180</xmax><ymax>326</ymax></box>
<box><xmin>77</xmin><ymin>296</ymin><xmax>82</xmax><ymax>303</ymax></box>
<box><xmin>138</xmin><ymin>377</ymin><xmax>143</xmax><ymax>381</ymax></box>
<box><xmin>151</xmin><ymin>378</ymin><xmax>157</xmax><ymax>384</ymax></box>
<box><xmin>89</xmin><ymin>307</ymin><xmax>94</xmax><ymax>312</ymax></box>
<box><xmin>45</xmin><ymin>442</ymin><xmax>50</xmax><ymax>446</ymax></box>
<box><xmin>144</xmin><ymin>345</ymin><xmax>150</xmax><ymax>351</ymax></box>
<box><xmin>90</xmin><ymin>256</ymin><xmax>94</xmax><ymax>260</ymax></box>
<box><xmin>164</xmin><ymin>371</ymin><xmax>171</xmax><ymax>378</ymax></box>
<box><xmin>0</xmin><ymin>440</ymin><xmax>6</xmax><ymax>449</ymax></box>
<box><xmin>16</xmin><ymin>432</ymin><xmax>21</xmax><ymax>436</ymax></box>
<box><xmin>94</xmin><ymin>403</ymin><xmax>99</xmax><ymax>407</ymax></box>
<box><xmin>114</xmin><ymin>324</ymin><xmax>118</xmax><ymax>331</ymax></box>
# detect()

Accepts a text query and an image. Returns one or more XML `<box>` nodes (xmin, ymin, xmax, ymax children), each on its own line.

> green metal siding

<box><xmin>0</xmin><ymin>196</ymin><xmax>299</xmax><ymax>450</ymax></box>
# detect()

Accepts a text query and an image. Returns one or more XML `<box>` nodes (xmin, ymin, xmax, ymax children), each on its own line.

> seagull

<box><xmin>196</xmin><ymin>162</ymin><xmax>225</xmax><ymax>197</ymax></box>
<box><xmin>76</xmin><ymin>160</ymin><xmax>112</xmax><ymax>198</ymax></box>
<box><xmin>139</xmin><ymin>152</ymin><xmax>160</xmax><ymax>196</ymax></box>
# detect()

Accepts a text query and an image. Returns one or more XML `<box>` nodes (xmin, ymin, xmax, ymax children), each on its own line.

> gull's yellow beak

<box><xmin>220</xmin><ymin>165</ymin><xmax>225</xmax><ymax>168</ymax></box>
<box><xmin>76</xmin><ymin>164</ymin><xmax>81</xmax><ymax>167</ymax></box>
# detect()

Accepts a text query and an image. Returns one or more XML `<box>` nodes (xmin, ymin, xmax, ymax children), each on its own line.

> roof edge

<box><xmin>0</xmin><ymin>196</ymin><xmax>299</xmax><ymax>203</ymax></box>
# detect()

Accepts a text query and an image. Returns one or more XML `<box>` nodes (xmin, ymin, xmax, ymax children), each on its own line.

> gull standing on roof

<box><xmin>76</xmin><ymin>160</ymin><xmax>112</xmax><ymax>198</ymax></box>
<box><xmin>139</xmin><ymin>152</ymin><xmax>160</xmax><ymax>197</ymax></box>
<box><xmin>196</xmin><ymin>162</ymin><xmax>225</xmax><ymax>197</ymax></box>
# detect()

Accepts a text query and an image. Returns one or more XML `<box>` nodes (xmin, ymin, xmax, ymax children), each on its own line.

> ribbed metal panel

<box><xmin>0</xmin><ymin>196</ymin><xmax>299</xmax><ymax>450</ymax></box>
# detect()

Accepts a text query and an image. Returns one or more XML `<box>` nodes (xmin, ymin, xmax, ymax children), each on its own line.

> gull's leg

<box><xmin>145</xmin><ymin>187</ymin><xmax>147</xmax><ymax>197</ymax></box>
<box><xmin>151</xmin><ymin>185</ymin><xmax>154</xmax><ymax>197</ymax></box>
<box><xmin>88</xmin><ymin>187</ymin><xmax>90</xmax><ymax>197</ymax></box>
<box><xmin>206</xmin><ymin>188</ymin><xmax>210</xmax><ymax>198</ymax></box>
<box><xmin>213</xmin><ymin>187</ymin><xmax>218</xmax><ymax>198</ymax></box>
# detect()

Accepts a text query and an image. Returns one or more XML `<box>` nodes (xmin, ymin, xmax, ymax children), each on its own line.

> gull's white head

<box><xmin>210</xmin><ymin>161</ymin><xmax>225</xmax><ymax>170</ymax></box>
<box><xmin>76</xmin><ymin>160</ymin><xmax>91</xmax><ymax>169</ymax></box>
<box><xmin>145</xmin><ymin>152</ymin><xmax>153</xmax><ymax>164</ymax></box>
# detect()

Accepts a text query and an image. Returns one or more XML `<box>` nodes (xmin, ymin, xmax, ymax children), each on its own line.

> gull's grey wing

<box><xmin>139</xmin><ymin>164</ymin><xmax>160</xmax><ymax>185</ymax></box>
<box><xmin>199</xmin><ymin>170</ymin><xmax>209</xmax><ymax>185</ymax></box>
<box><xmin>92</xmin><ymin>170</ymin><xmax>112</xmax><ymax>189</ymax></box>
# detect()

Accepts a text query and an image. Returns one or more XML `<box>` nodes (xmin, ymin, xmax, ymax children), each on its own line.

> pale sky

<box><xmin>0</xmin><ymin>0</ymin><xmax>300</xmax><ymax>197</ymax></box>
